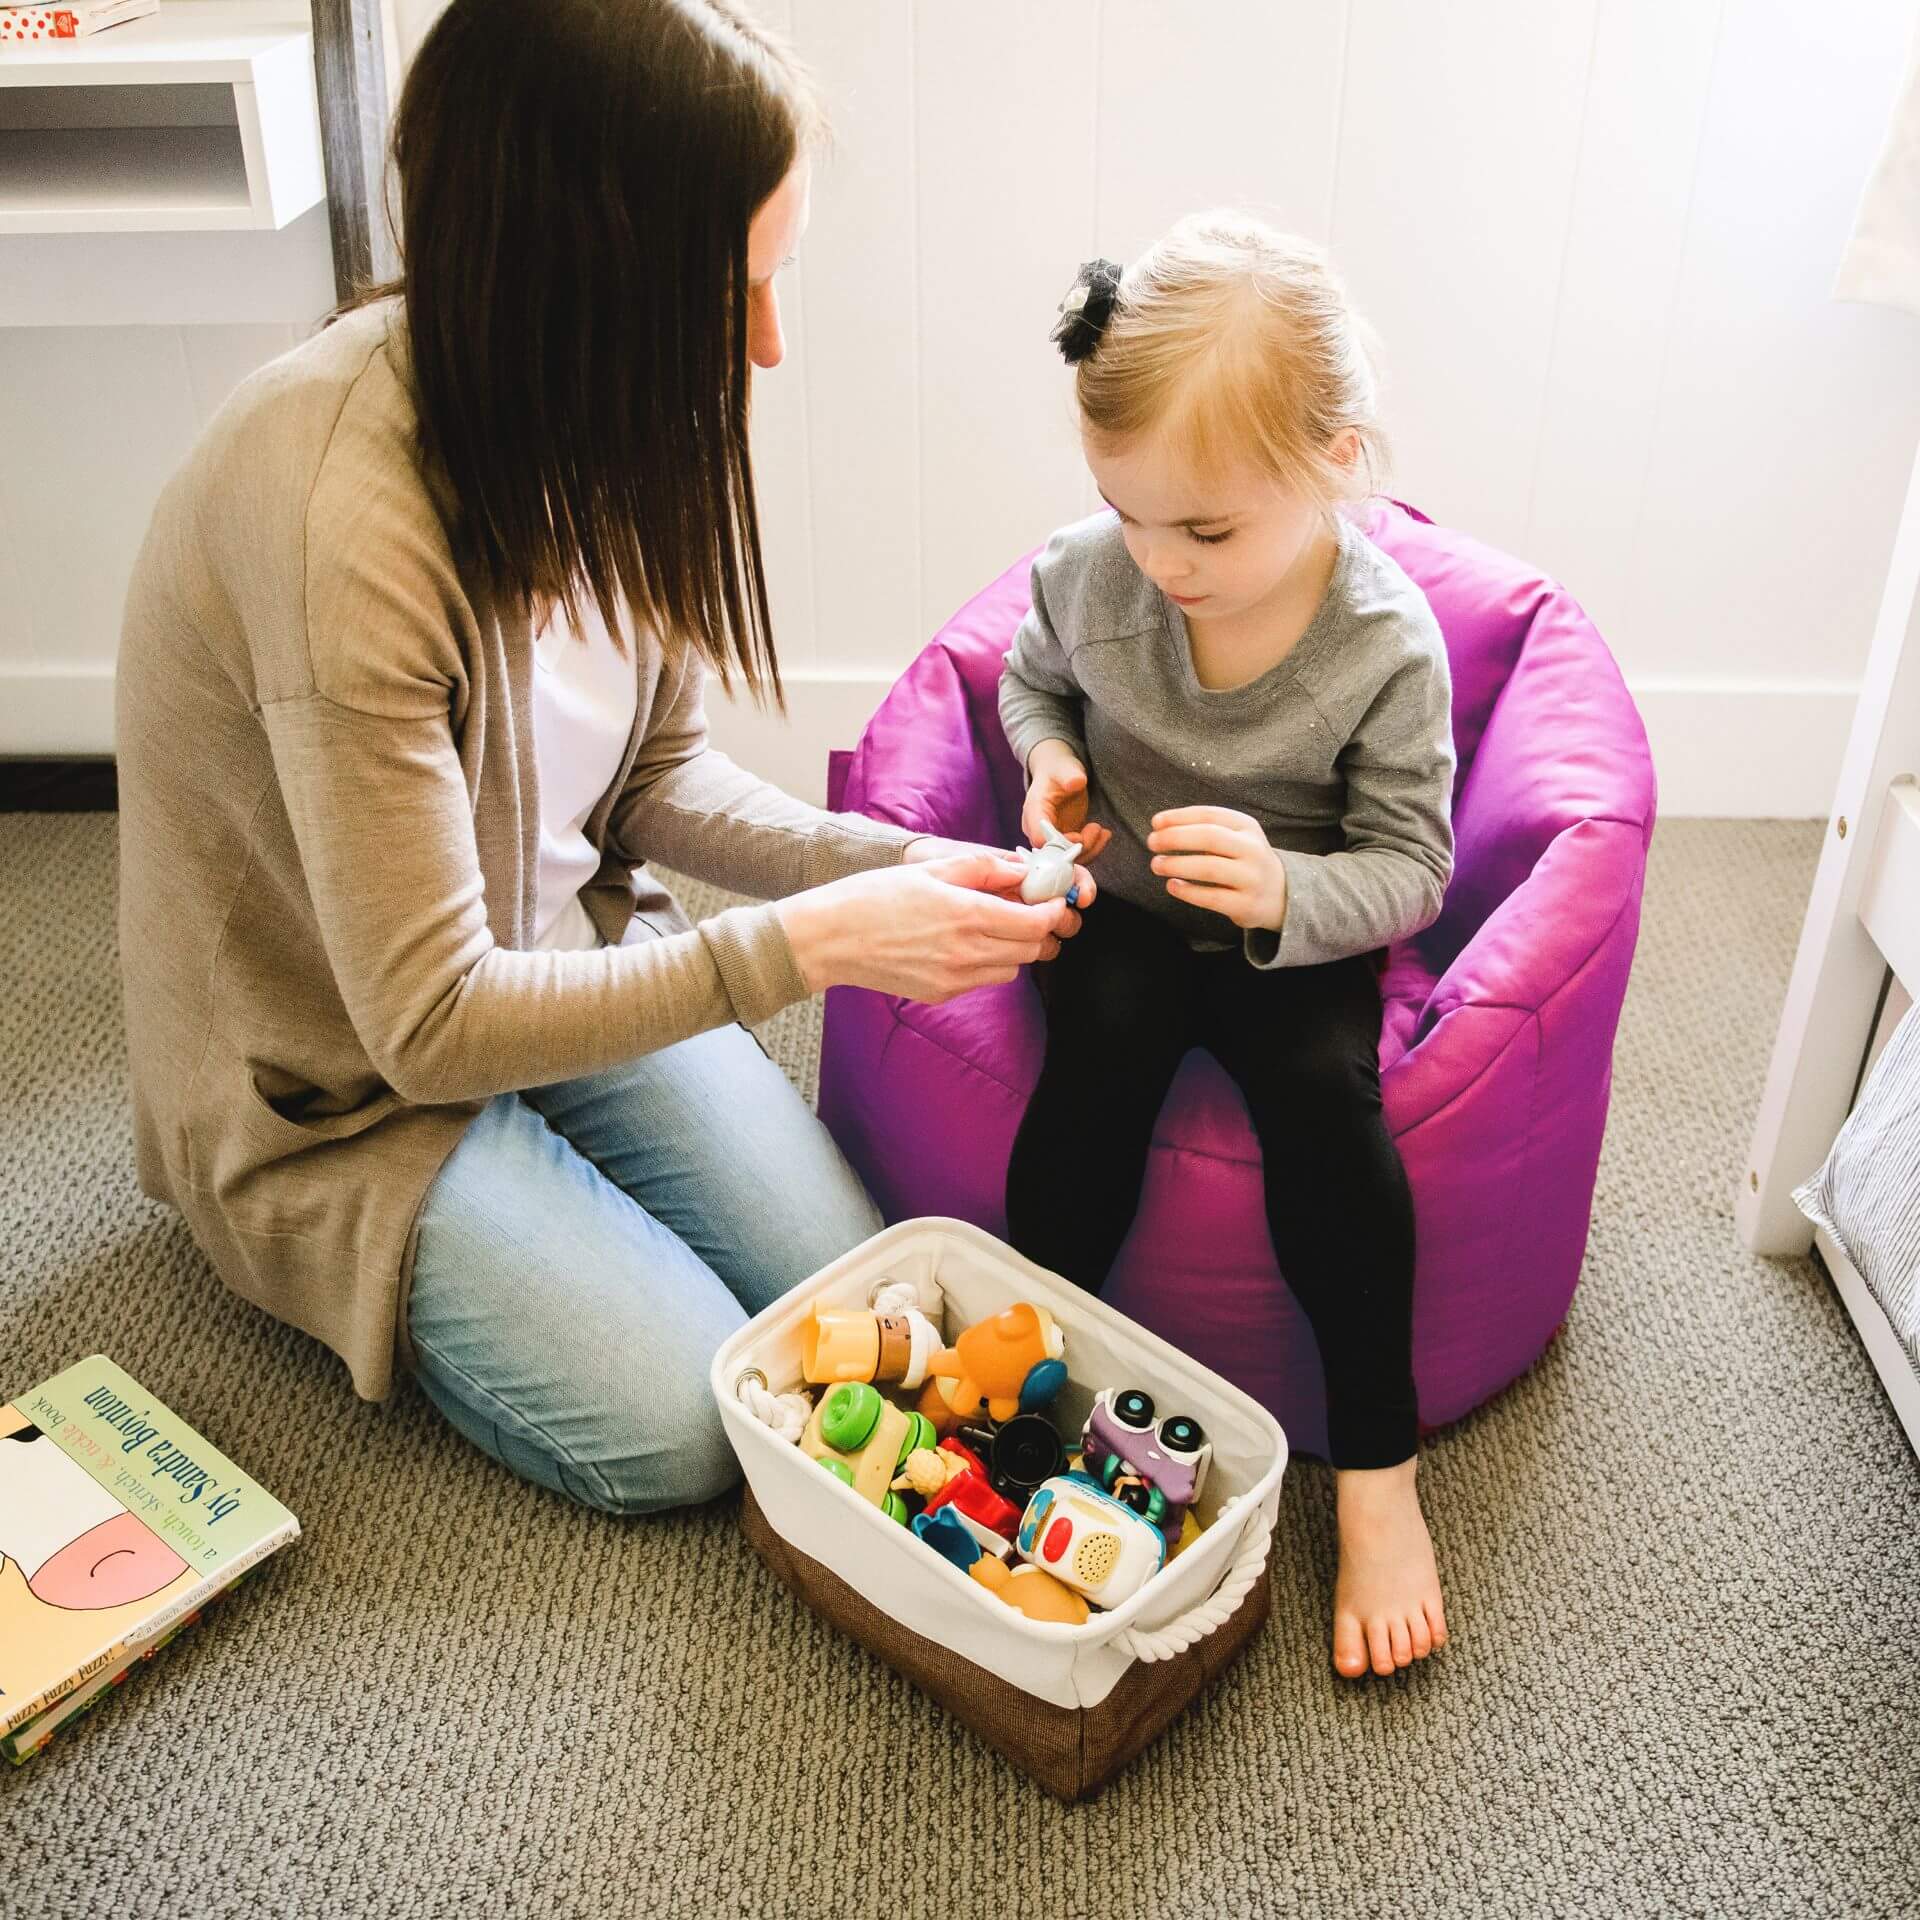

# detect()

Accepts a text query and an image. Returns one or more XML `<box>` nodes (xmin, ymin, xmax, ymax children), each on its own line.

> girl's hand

<box><xmin>1147</xmin><ymin>806</ymin><xmax>1289</xmax><ymax>932</ymax></box>
<box><xmin>1022</xmin><ymin>740</ymin><xmax>1114</xmax><ymax>863</ymax></box>
<box><xmin>903</xmin><ymin>835</ymin><xmax>1097</xmax><ymax>913</ymax></box>
<box><xmin>777</xmin><ymin>853</ymin><xmax>1082</xmax><ymax>1002</ymax></box>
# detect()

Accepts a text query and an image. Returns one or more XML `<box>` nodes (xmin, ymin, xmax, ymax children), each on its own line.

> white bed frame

<box><xmin>1741</xmin><ymin>434</ymin><xmax>1920</xmax><ymax>1457</ymax></box>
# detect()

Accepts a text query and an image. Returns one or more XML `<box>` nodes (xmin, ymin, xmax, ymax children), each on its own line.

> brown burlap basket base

<box><xmin>740</xmin><ymin>1487</ymin><xmax>1271</xmax><ymax>1801</ymax></box>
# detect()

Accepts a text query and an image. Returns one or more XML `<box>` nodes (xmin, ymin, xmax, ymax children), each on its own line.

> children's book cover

<box><xmin>1</xmin><ymin>1355</ymin><xmax>300</xmax><ymax>1760</ymax></box>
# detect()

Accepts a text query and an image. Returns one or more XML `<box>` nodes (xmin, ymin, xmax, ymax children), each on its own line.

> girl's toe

<box><xmin>1365</xmin><ymin>1619</ymin><xmax>1395</xmax><ymax>1677</ymax></box>
<box><xmin>1332</xmin><ymin>1612</ymin><xmax>1368</xmax><ymax>1678</ymax></box>
<box><xmin>1389</xmin><ymin>1617</ymin><xmax>1413</xmax><ymax>1668</ymax></box>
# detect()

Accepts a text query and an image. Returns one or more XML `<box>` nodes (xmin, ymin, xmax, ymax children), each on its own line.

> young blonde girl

<box><xmin>1000</xmin><ymin>213</ymin><xmax>1455</xmax><ymax>1679</ymax></box>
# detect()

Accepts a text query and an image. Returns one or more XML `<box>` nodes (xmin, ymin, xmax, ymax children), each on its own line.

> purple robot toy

<box><xmin>1079</xmin><ymin>1388</ymin><xmax>1212</xmax><ymax>1541</ymax></box>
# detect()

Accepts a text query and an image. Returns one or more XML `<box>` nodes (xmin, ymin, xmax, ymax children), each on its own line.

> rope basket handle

<box><xmin>734</xmin><ymin>1367</ymin><xmax>812</xmax><ymax>1445</ymax></box>
<box><xmin>868</xmin><ymin>1274</ymin><xmax>942</xmax><ymax>1318</ymax></box>
<box><xmin>1113</xmin><ymin>1500</ymin><xmax>1274</xmax><ymax>1664</ymax></box>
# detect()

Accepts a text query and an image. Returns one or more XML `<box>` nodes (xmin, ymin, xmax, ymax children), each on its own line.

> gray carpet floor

<box><xmin>2</xmin><ymin>815</ymin><xmax>1916</xmax><ymax>1919</ymax></box>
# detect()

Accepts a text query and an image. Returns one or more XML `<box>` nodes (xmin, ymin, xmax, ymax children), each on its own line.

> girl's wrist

<box><xmin>1026</xmin><ymin>737</ymin><xmax>1083</xmax><ymax>778</ymax></box>
<box><xmin>1261</xmin><ymin>847</ymin><xmax>1290</xmax><ymax>930</ymax></box>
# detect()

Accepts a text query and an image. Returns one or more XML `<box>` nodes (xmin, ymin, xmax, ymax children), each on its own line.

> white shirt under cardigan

<box><xmin>531</xmin><ymin>607</ymin><xmax>641</xmax><ymax>952</ymax></box>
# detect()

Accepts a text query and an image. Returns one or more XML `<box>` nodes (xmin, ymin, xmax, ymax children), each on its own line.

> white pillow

<box><xmin>1796</xmin><ymin>1000</ymin><xmax>1920</xmax><ymax>1368</ymax></box>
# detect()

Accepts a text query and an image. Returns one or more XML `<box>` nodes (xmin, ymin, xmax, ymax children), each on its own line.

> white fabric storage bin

<box><xmin>712</xmin><ymin>1216</ymin><xmax>1288</xmax><ymax>1713</ymax></box>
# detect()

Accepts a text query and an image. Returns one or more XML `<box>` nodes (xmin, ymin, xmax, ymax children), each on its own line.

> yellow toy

<box><xmin>801</xmin><ymin>1302</ymin><xmax>941</xmax><ymax>1390</ymax></box>
<box><xmin>918</xmin><ymin>1302</ymin><xmax>1067</xmax><ymax>1432</ymax></box>
<box><xmin>891</xmin><ymin>1447</ymin><xmax>964</xmax><ymax>1499</ymax></box>
<box><xmin>969</xmin><ymin>1556</ymin><xmax>1089</xmax><ymax>1626</ymax></box>
<box><xmin>801</xmin><ymin>1383</ymin><xmax>936</xmax><ymax>1521</ymax></box>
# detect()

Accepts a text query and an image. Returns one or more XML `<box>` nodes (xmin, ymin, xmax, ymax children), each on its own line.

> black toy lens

<box><xmin>989</xmin><ymin>1414</ymin><xmax>1065</xmax><ymax>1496</ymax></box>
<box><xmin>1113</xmin><ymin>1389</ymin><xmax>1155</xmax><ymax>1429</ymax></box>
<box><xmin>1115</xmin><ymin>1480</ymin><xmax>1154</xmax><ymax>1516</ymax></box>
<box><xmin>1159</xmin><ymin>1415</ymin><xmax>1206</xmax><ymax>1456</ymax></box>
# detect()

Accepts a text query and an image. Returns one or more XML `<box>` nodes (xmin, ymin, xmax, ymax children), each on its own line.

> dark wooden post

<box><xmin>311</xmin><ymin>0</ymin><xmax>401</xmax><ymax>301</ymax></box>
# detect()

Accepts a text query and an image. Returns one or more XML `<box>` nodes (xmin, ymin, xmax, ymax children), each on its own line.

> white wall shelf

<box><xmin>0</xmin><ymin>3</ymin><xmax>323</xmax><ymax>233</ymax></box>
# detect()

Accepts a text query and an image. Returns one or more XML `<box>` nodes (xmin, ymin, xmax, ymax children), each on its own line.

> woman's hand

<box><xmin>1022</xmin><ymin>740</ymin><xmax>1114</xmax><ymax>862</ymax></box>
<box><xmin>1147</xmin><ymin>806</ymin><xmax>1289</xmax><ymax>932</ymax></box>
<box><xmin>777</xmin><ymin>852</ymin><xmax>1083</xmax><ymax>1002</ymax></box>
<box><xmin>901</xmin><ymin>833</ymin><xmax>1097</xmax><ymax>912</ymax></box>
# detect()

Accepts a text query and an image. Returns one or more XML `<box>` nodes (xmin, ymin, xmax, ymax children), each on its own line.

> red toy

<box><xmin>919</xmin><ymin>1438</ymin><xmax>1021</xmax><ymax>1541</ymax></box>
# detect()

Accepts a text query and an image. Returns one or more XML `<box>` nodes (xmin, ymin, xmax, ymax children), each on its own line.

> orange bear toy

<box><xmin>918</xmin><ymin>1302</ymin><xmax>1066</xmax><ymax>1432</ymax></box>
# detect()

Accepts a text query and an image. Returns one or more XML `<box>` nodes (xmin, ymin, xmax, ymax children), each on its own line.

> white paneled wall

<box><xmin>723</xmin><ymin>0</ymin><xmax>1920</xmax><ymax>811</ymax></box>
<box><xmin>6</xmin><ymin>0</ymin><xmax>1919</xmax><ymax>820</ymax></box>
<box><xmin>0</xmin><ymin>322</ymin><xmax>307</xmax><ymax>743</ymax></box>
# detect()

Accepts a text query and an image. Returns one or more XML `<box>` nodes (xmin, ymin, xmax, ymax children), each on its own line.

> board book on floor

<box><xmin>1</xmin><ymin>1355</ymin><xmax>299</xmax><ymax>1763</ymax></box>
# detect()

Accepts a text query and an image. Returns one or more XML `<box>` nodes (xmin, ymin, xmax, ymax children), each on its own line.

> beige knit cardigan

<box><xmin>116</xmin><ymin>301</ymin><xmax>912</xmax><ymax>1399</ymax></box>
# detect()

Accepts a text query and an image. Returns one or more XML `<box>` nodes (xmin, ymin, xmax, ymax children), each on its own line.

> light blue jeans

<box><xmin>407</xmin><ymin>1024</ymin><xmax>882</xmax><ymax>1515</ymax></box>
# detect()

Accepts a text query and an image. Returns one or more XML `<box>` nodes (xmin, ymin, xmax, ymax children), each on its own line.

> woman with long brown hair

<box><xmin>114</xmin><ymin>0</ymin><xmax>1088</xmax><ymax>1513</ymax></box>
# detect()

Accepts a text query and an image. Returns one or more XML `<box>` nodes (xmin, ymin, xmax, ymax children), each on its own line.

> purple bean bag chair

<box><xmin>820</xmin><ymin>501</ymin><xmax>1657</xmax><ymax>1457</ymax></box>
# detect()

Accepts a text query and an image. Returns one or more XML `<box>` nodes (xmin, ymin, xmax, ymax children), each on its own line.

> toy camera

<box><xmin>1015</xmin><ymin>1474</ymin><xmax>1166</xmax><ymax>1610</ymax></box>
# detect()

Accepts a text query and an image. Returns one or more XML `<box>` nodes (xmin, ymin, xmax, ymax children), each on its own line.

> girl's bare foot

<box><xmin>1331</xmin><ymin>1457</ymin><xmax>1447</xmax><ymax>1679</ymax></box>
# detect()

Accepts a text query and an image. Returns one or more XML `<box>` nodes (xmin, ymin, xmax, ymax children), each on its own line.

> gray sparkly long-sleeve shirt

<box><xmin>998</xmin><ymin>510</ymin><xmax>1455</xmax><ymax>970</ymax></box>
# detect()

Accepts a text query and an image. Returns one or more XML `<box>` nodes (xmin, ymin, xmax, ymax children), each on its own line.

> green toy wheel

<box><xmin>819</xmin><ymin>1381</ymin><xmax>882</xmax><ymax>1452</ymax></box>
<box><xmin>882</xmin><ymin>1492</ymin><xmax>910</xmax><ymax>1525</ymax></box>
<box><xmin>896</xmin><ymin>1412</ymin><xmax>938</xmax><ymax>1465</ymax></box>
<box><xmin>821</xmin><ymin>1459</ymin><xmax>856</xmax><ymax>1488</ymax></box>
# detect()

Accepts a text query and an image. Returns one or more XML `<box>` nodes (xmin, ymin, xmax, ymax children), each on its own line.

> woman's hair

<box><xmin>1073</xmin><ymin>213</ymin><xmax>1386</xmax><ymax>518</ymax></box>
<box><xmin>383</xmin><ymin>0</ymin><xmax>821</xmax><ymax>696</ymax></box>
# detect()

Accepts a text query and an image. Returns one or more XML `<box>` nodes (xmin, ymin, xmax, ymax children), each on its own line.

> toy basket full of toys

<box><xmin>711</xmin><ymin>1217</ymin><xmax>1288</xmax><ymax>1800</ymax></box>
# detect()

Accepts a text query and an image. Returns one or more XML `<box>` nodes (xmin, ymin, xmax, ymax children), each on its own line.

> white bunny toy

<box><xmin>1016</xmin><ymin>822</ymin><xmax>1083</xmax><ymax>906</ymax></box>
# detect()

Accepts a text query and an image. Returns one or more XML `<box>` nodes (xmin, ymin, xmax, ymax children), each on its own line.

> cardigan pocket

<box><xmin>244</xmin><ymin>1064</ymin><xmax>403</xmax><ymax>1142</ymax></box>
<box><xmin>185</xmin><ymin>1046</ymin><xmax>403</xmax><ymax>1235</ymax></box>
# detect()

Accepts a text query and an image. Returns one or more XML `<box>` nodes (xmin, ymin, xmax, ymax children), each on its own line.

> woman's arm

<box><xmin>263</xmin><ymin>692</ymin><xmax>810</xmax><ymax>1106</ymax></box>
<box><xmin>260</xmin><ymin>467</ymin><xmax>813</xmax><ymax>1105</ymax></box>
<box><xmin>604</xmin><ymin>646</ymin><xmax>915</xmax><ymax>898</ymax></box>
<box><xmin>267</xmin><ymin>680</ymin><xmax>1082</xmax><ymax>1096</ymax></box>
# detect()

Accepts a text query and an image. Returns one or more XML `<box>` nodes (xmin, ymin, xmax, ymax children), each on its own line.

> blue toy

<box><xmin>911</xmin><ymin>1505</ymin><xmax>984</xmax><ymax>1572</ymax></box>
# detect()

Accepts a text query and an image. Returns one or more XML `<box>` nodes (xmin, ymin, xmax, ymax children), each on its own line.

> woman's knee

<box><xmin>572</xmin><ymin>1401</ymin><xmax>742</xmax><ymax>1517</ymax></box>
<box><xmin>772</xmin><ymin>1165</ymin><xmax>883</xmax><ymax>1286</ymax></box>
<box><xmin>422</xmin><ymin>1361</ymin><xmax>744</xmax><ymax>1519</ymax></box>
<box><xmin>410</xmin><ymin>1238</ymin><xmax>753</xmax><ymax>1517</ymax></box>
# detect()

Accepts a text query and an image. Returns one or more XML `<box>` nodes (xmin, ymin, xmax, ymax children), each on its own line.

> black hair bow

<box><xmin>1050</xmin><ymin>258</ymin><xmax>1123</xmax><ymax>364</ymax></box>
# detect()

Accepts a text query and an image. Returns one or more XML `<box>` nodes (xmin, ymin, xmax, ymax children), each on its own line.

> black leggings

<box><xmin>1005</xmin><ymin>895</ymin><xmax>1417</xmax><ymax>1470</ymax></box>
